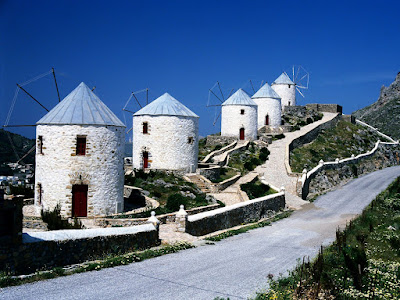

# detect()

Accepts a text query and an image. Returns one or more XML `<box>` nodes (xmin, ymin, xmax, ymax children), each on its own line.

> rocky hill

<box><xmin>0</xmin><ymin>129</ymin><xmax>35</xmax><ymax>165</ymax></box>
<box><xmin>353</xmin><ymin>72</ymin><xmax>400</xmax><ymax>139</ymax></box>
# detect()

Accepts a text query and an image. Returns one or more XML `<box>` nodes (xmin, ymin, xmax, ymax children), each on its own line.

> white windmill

<box><xmin>271</xmin><ymin>65</ymin><xmax>309</xmax><ymax>110</ymax></box>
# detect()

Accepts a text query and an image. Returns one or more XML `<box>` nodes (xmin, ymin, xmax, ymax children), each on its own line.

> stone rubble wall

<box><xmin>185</xmin><ymin>192</ymin><xmax>285</xmax><ymax>236</ymax></box>
<box><xmin>205</xmin><ymin>136</ymin><xmax>237</xmax><ymax>147</ymax></box>
<box><xmin>306</xmin><ymin>104</ymin><xmax>343</xmax><ymax>114</ymax></box>
<box><xmin>132</xmin><ymin>115</ymin><xmax>199</xmax><ymax>172</ymax></box>
<box><xmin>35</xmin><ymin>125</ymin><xmax>125</xmax><ymax>217</ymax></box>
<box><xmin>285</xmin><ymin>113</ymin><xmax>342</xmax><ymax>174</ymax></box>
<box><xmin>271</xmin><ymin>83</ymin><xmax>296</xmax><ymax>109</ymax></box>
<box><xmin>221</xmin><ymin>105</ymin><xmax>258</xmax><ymax>140</ymax></box>
<box><xmin>253</xmin><ymin>97</ymin><xmax>282</xmax><ymax>128</ymax></box>
<box><xmin>301</xmin><ymin>142</ymin><xmax>400</xmax><ymax>199</ymax></box>
<box><xmin>0</xmin><ymin>224</ymin><xmax>159</xmax><ymax>275</ymax></box>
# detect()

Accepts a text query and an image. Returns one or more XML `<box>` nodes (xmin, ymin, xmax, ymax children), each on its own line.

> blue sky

<box><xmin>1</xmin><ymin>0</ymin><xmax>400</xmax><ymax>139</ymax></box>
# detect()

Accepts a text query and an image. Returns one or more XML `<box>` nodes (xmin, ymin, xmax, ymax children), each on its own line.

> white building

<box><xmin>132</xmin><ymin>93</ymin><xmax>199</xmax><ymax>172</ymax></box>
<box><xmin>271</xmin><ymin>73</ymin><xmax>296</xmax><ymax>110</ymax></box>
<box><xmin>252</xmin><ymin>83</ymin><xmax>282</xmax><ymax>129</ymax></box>
<box><xmin>35</xmin><ymin>82</ymin><xmax>126</xmax><ymax>218</ymax></box>
<box><xmin>221</xmin><ymin>89</ymin><xmax>257</xmax><ymax>140</ymax></box>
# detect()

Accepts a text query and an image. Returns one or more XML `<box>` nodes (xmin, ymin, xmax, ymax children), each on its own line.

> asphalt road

<box><xmin>2</xmin><ymin>166</ymin><xmax>400</xmax><ymax>300</ymax></box>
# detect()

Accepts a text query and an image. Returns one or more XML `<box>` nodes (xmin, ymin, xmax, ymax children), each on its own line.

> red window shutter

<box><xmin>76</xmin><ymin>137</ymin><xmax>86</xmax><ymax>155</ymax></box>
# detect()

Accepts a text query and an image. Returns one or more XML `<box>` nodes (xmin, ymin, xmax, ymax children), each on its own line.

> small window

<box><xmin>38</xmin><ymin>136</ymin><xmax>43</xmax><ymax>154</ymax></box>
<box><xmin>37</xmin><ymin>183</ymin><xmax>42</xmax><ymax>205</ymax></box>
<box><xmin>188</xmin><ymin>137</ymin><xmax>194</xmax><ymax>144</ymax></box>
<box><xmin>240</xmin><ymin>109</ymin><xmax>245</xmax><ymax>115</ymax></box>
<box><xmin>76</xmin><ymin>137</ymin><xmax>86</xmax><ymax>156</ymax></box>
<box><xmin>143</xmin><ymin>122</ymin><xmax>148</xmax><ymax>134</ymax></box>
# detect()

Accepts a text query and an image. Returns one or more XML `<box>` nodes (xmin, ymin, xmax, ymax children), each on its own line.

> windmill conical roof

<box><xmin>221</xmin><ymin>89</ymin><xmax>257</xmax><ymax>106</ymax></box>
<box><xmin>133</xmin><ymin>93</ymin><xmax>199</xmax><ymax>118</ymax></box>
<box><xmin>36</xmin><ymin>82</ymin><xmax>125</xmax><ymax>127</ymax></box>
<box><xmin>272</xmin><ymin>73</ymin><xmax>295</xmax><ymax>85</ymax></box>
<box><xmin>252</xmin><ymin>83</ymin><xmax>281</xmax><ymax>99</ymax></box>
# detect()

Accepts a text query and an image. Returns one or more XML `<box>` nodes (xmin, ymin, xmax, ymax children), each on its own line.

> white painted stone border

<box><xmin>188</xmin><ymin>191</ymin><xmax>285</xmax><ymax>223</ymax></box>
<box><xmin>202</xmin><ymin>141</ymin><xmax>237</xmax><ymax>163</ymax></box>
<box><xmin>23</xmin><ymin>223</ymin><xmax>156</xmax><ymax>243</ymax></box>
<box><xmin>300</xmin><ymin>140</ymin><xmax>400</xmax><ymax>199</ymax></box>
<box><xmin>355</xmin><ymin>119</ymin><xmax>396</xmax><ymax>143</ymax></box>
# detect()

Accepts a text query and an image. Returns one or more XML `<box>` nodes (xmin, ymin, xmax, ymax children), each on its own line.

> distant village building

<box><xmin>252</xmin><ymin>83</ymin><xmax>282</xmax><ymax>129</ymax></box>
<box><xmin>271</xmin><ymin>73</ymin><xmax>296</xmax><ymax>110</ymax></box>
<box><xmin>35</xmin><ymin>82</ymin><xmax>125</xmax><ymax>217</ymax></box>
<box><xmin>132</xmin><ymin>93</ymin><xmax>199</xmax><ymax>172</ymax></box>
<box><xmin>221</xmin><ymin>89</ymin><xmax>257</xmax><ymax>140</ymax></box>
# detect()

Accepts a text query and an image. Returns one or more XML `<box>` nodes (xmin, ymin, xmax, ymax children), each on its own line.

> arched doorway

<box><xmin>143</xmin><ymin>151</ymin><xmax>149</xmax><ymax>169</ymax></box>
<box><xmin>265</xmin><ymin>115</ymin><xmax>269</xmax><ymax>126</ymax></box>
<box><xmin>239</xmin><ymin>128</ymin><xmax>245</xmax><ymax>140</ymax></box>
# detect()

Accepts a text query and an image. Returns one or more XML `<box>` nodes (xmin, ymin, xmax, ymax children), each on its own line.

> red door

<box><xmin>143</xmin><ymin>151</ymin><xmax>149</xmax><ymax>168</ymax></box>
<box><xmin>239</xmin><ymin>128</ymin><xmax>245</xmax><ymax>140</ymax></box>
<box><xmin>265</xmin><ymin>115</ymin><xmax>269</xmax><ymax>125</ymax></box>
<box><xmin>72</xmin><ymin>185</ymin><xmax>88</xmax><ymax>217</ymax></box>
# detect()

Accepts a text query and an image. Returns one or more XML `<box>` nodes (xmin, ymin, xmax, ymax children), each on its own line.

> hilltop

<box><xmin>353</xmin><ymin>72</ymin><xmax>400</xmax><ymax>139</ymax></box>
<box><xmin>0</xmin><ymin>129</ymin><xmax>35</xmax><ymax>166</ymax></box>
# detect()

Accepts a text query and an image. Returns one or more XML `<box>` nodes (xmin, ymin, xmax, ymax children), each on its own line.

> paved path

<box><xmin>3</xmin><ymin>166</ymin><xmax>400</xmax><ymax>300</ymax></box>
<box><xmin>256</xmin><ymin>112</ymin><xmax>338</xmax><ymax>209</ymax></box>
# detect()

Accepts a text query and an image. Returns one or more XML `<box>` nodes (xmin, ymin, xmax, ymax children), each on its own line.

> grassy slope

<box><xmin>253</xmin><ymin>177</ymin><xmax>400</xmax><ymax>300</ymax></box>
<box><xmin>290</xmin><ymin>121</ymin><xmax>383</xmax><ymax>173</ymax></box>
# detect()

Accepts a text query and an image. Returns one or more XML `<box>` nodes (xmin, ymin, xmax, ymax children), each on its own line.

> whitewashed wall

<box><xmin>35</xmin><ymin>125</ymin><xmax>125</xmax><ymax>217</ymax></box>
<box><xmin>253</xmin><ymin>97</ymin><xmax>282</xmax><ymax>128</ymax></box>
<box><xmin>221</xmin><ymin>105</ymin><xmax>257</xmax><ymax>140</ymax></box>
<box><xmin>132</xmin><ymin>115</ymin><xmax>199</xmax><ymax>172</ymax></box>
<box><xmin>271</xmin><ymin>84</ymin><xmax>296</xmax><ymax>109</ymax></box>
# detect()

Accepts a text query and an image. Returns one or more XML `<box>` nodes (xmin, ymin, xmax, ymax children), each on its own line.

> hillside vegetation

<box><xmin>354</xmin><ymin>72</ymin><xmax>400</xmax><ymax>139</ymax></box>
<box><xmin>253</xmin><ymin>176</ymin><xmax>400</xmax><ymax>299</ymax></box>
<box><xmin>0</xmin><ymin>129</ymin><xmax>35</xmax><ymax>165</ymax></box>
<box><xmin>290</xmin><ymin>121</ymin><xmax>383</xmax><ymax>173</ymax></box>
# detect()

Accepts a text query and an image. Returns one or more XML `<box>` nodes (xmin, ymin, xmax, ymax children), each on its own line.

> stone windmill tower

<box><xmin>221</xmin><ymin>89</ymin><xmax>258</xmax><ymax>140</ymax></box>
<box><xmin>251</xmin><ymin>83</ymin><xmax>282</xmax><ymax>129</ymax></box>
<box><xmin>271</xmin><ymin>73</ymin><xmax>296</xmax><ymax>110</ymax></box>
<box><xmin>35</xmin><ymin>82</ymin><xmax>126</xmax><ymax>218</ymax></box>
<box><xmin>132</xmin><ymin>93</ymin><xmax>199</xmax><ymax>173</ymax></box>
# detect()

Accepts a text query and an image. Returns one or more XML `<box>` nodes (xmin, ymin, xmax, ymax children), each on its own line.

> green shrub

<box><xmin>41</xmin><ymin>204</ymin><xmax>82</xmax><ymax>230</ymax></box>
<box><xmin>166</xmin><ymin>193</ymin><xmax>188</xmax><ymax>211</ymax></box>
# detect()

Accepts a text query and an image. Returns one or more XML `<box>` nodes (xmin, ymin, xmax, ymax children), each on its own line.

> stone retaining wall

<box><xmin>306</xmin><ymin>104</ymin><xmax>343</xmax><ymax>114</ymax></box>
<box><xmin>205</xmin><ymin>136</ymin><xmax>237</xmax><ymax>147</ymax></box>
<box><xmin>202</xmin><ymin>141</ymin><xmax>237</xmax><ymax>163</ymax></box>
<box><xmin>185</xmin><ymin>192</ymin><xmax>285</xmax><ymax>236</ymax></box>
<box><xmin>301</xmin><ymin>142</ymin><xmax>400</xmax><ymax>199</ymax></box>
<box><xmin>0</xmin><ymin>224</ymin><xmax>159</xmax><ymax>275</ymax></box>
<box><xmin>285</xmin><ymin>113</ymin><xmax>342</xmax><ymax>174</ymax></box>
<box><xmin>197</xmin><ymin>166</ymin><xmax>220</xmax><ymax>182</ymax></box>
<box><xmin>95</xmin><ymin>203</ymin><xmax>221</xmax><ymax>227</ymax></box>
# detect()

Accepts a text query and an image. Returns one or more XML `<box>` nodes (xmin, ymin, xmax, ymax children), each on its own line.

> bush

<box><xmin>166</xmin><ymin>193</ymin><xmax>188</xmax><ymax>212</ymax></box>
<box><xmin>259</xmin><ymin>147</ymin><xmax>270</xmax><ymax>162</ymax></box>
<box><xmin>41</xmin><ymin>204</ymin><xmax>82</xmax><ymax>230</ymax></box>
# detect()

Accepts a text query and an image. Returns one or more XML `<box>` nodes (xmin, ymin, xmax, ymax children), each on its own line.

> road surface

<box><xmin>2</xmin><ymin>166</ymin><xmax>400</xmax><ymax>300</ymax></box>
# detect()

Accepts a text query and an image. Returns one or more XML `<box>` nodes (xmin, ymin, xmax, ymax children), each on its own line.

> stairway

<box><xmin>185</xmin><ymin>174</ymin><xmax>212</xmax><ymax>193</ymax></box>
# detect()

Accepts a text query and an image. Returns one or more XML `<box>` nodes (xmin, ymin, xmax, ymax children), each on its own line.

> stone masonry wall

<box><xmin>35</xmin><ymin>125</ymin><xmax>125</xmax><ymax>217</ymax></box>
<box><xmin>186</xmin><ymin>192</ymin><xmax>285</xmax><ymax>236</ymax></box>
<box><xmin>221</xmin><ymin>105</ymin><xmax>258</xmax><ymax>140</ymax></box>
<box><xmin>306</xmin><ymin>104</ymin><xmax>343</xmax><ymax>114</ymax></box>
<box><xmin>306</xmin><ymin>144</ymin><xmax>400</xmax><ymax>199</ymax></box>
<box><xmin>0</xmin><ymin>224</ymin><xmax>159</xmax><ymax>275</ymax></box>
<box><xmin>205</xmin><ymin>136</ymin><xmax>237</xmax><ymax>147</ymax></box>
<box><xmin>132</xmin><ymin>115</ymin><xmax>199</xmax><ymax>172</ymax></box>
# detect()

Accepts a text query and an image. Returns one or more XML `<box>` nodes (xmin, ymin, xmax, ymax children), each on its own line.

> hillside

<box><xmin>0</xmin><ymin>129</ymin><xmax>35</xmax><ymax>165</ymax></box>
<box><xmin>353</xmin><ymin>72</ymin><xmax>400</xmax><ymax>139</ymax></box>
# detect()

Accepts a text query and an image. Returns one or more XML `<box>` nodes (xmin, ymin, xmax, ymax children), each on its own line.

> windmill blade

<box><xmin>296</xmin><ymin>87</ymin><xmax>305</xmax><ymax>98</ymax></box>
<box><xmin>213</xmin><ymin>111</ymin><xmax>222</xmax><ymax>126</ymax></box>
<box><xmin>292</xmin><ymin>66</ymin><xmax>295</xmax><ymax>82</ymax></box>
<box><xmin>249</xmin><ymin>80</ymin><xmax>256</xmax><ymax>94</ymax></box>
<box><xmin>259</xmin><ymin>80</ymin><xmax>264</xmax><ymax>89</ymax></box>
<box><xmin>228</xmin><ymin>88</ymin><xmax>235</xmax><ymax>98</ymax></box>
<box><xmin>217</xmin><ymin>81</ymin><xmax>225</xmax><ymax>101</ymax></box>
<box><xmin>296</xmin><ymin>85</ymin><xmax>308</xmax><ymax>89</ymax></box>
